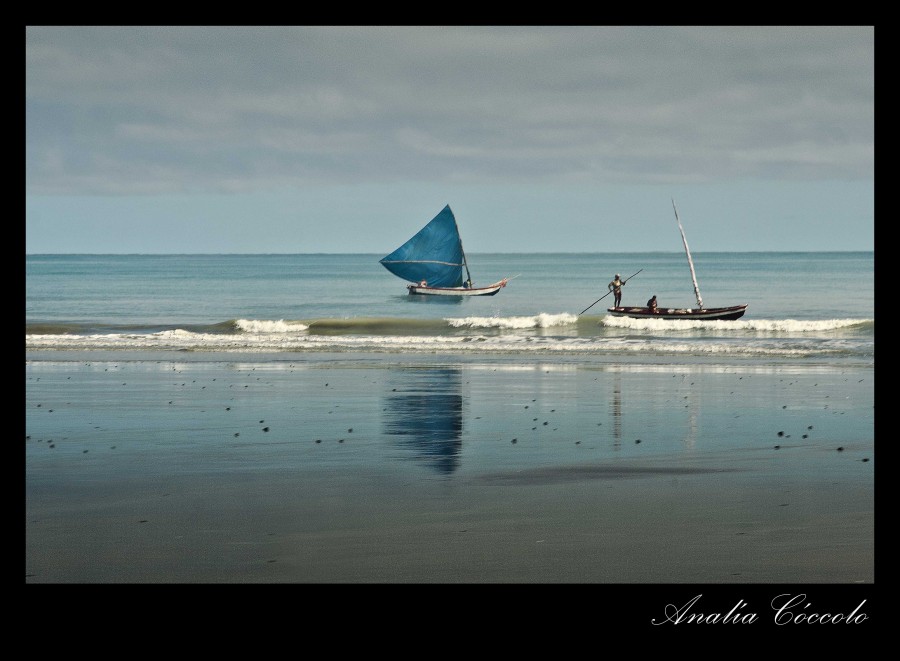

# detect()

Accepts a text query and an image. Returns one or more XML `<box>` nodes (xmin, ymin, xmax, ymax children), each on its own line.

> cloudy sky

<box><xmin>25</xmin><ymin>26</ymin><xmax>874</xmax><ymax>253</ymax></box>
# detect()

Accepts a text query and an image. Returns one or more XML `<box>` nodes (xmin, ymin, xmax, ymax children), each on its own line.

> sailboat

<box><xmin>607</xmin><ymin>200</ymin><xmax>748</xmax><ymax>320</ymax></box>
<box><xmin>380</xmin><ymin>205</ymin><xmax>509</xmax><ymax>296</ymax></box>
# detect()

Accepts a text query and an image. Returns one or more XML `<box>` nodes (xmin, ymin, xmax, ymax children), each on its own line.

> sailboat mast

<box><xmin>455</xmin><ymin>217</ymin><xmax>473</xmax><ymax>285</ymax></box>
<box><xmin>461</xmin><ymin>247</ymin><xmax>473</xmax><ymax>285</ymax></box>
<box><xmin>672</xmin><ymin>199</ymin><xmax>703</xmax><ymax>309</ymax></box>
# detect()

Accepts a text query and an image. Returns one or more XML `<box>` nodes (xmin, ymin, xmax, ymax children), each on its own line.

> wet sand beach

<box><xmin>25</xmin><ymin>353</ymin><xmax>874</xmax><ymax>585</ymax></box>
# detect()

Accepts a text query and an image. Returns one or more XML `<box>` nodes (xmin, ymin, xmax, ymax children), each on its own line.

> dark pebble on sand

<box><xmin>774</xmin><ymin>445</ymin><xmax>780</xmax><ymax>449</ymax></box>
<box><xmin>837</xmin><ymin>447</ymin><xmax>844</xmax><ymax>451</ymax></box>
<box><xmin>262</xmin><ymin>427</ymin><xmax>269</xmax><ymax>432</ymax></box>
<box><xmin>635</xmin><ymin>439</ymin><xmax>641</xmax><ymax>444</ymax></box>
<box><xmin>777</xmin><ymin>431</ymin><xmax>784</xmax><ymax>437</ymax></box>
<box><xmin>511</xmin><ymin>438</ymin><xmax>517</xmax><ymax>443</ymax></box>
<box><xmin>862</xmin><ymin>458</ymin><xmax>870</xmax><ymax>462</ymax></box>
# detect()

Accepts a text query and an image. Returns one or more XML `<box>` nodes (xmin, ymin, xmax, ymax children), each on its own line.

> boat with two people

<box><xmin>380</xmin><ymin>205</ymin><xmax>509</xmax><ymax>296</ymax></box>
<box><xmin>606</xmin><ymin>200</ymin><xmax>748</xmax><ymax>321</ymax></box>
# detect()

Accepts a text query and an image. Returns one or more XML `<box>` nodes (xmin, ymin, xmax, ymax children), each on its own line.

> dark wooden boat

<box><xmin>609</xmin><ymin>200</ymin><xmax>748</xmax><ymax>321</ymax></box>
<box><xmin>607</xmin><ymin>304</ymin><xmax>748</xmax><ymax>320</ymax></box>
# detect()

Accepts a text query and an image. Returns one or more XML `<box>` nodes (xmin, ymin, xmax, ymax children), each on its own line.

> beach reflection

<box><xmin>612</xmin><ymin>371</ymin><xmax>622</xmax><ymax>448</ymax></box>
<box><xmin>383</xmin><ymin>367</ymin><xmax>463</xmax><ymax>474</ymax></box>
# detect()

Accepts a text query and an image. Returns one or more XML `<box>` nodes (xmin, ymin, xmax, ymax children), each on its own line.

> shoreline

<box><xmin>26</xmin><ymin>354</ymin><xmax>874</xmax><ymax>584</ymax></box>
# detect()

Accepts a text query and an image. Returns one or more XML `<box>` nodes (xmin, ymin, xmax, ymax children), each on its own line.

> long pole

<box><xmin>579</xmin><ymin>269</ymin><xmax>643</xmax><ymax>315</ymax></box>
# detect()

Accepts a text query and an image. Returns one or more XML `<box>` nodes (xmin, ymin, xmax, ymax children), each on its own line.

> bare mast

<box><xmin>454</xmin><ymin>216</ymin><xmax>473</xmax><ymax>286</ymax></box>
<box><xmin>672</xmin><ymin>199</ymin><xmax>703</xmax><ymax>310</ymax></box>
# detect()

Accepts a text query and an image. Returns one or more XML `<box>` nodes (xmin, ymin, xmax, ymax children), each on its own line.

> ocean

<box><xmin>25</xmin><ymin>251</ymin><xmax>875</xmax><ymax>584</ymax></box>
<box><xmin>25</xmin><ymin>252</ymin><xmax>874</xmax><ymax>363</ymax></box>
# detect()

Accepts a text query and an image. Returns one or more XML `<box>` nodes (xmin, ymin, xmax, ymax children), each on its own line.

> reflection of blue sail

<box><xmin>383</xmin><ymin>367</ymin><xmax>463</xmax><ymax>474</ymax></box>
<box><xmin>380</xmin><ymin>205</ymin><xmax>465</xmax><ymax>287</ymax></box>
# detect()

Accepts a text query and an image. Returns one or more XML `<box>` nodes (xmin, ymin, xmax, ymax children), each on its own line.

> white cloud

<box><xmin>26</xmin><ymin>26</ymin><xmax>873</xmax><ymax>195</ymax></box>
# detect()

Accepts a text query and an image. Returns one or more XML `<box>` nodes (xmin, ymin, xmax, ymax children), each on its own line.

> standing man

<box><xmin>608</xmin><ymin>274</ymin><xmax>625</xmax><ymax>308</ymax></box>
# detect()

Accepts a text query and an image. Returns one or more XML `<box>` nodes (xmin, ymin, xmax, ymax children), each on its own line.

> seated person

<box><xmin>647</xmin><ymin>295</ymin><xmax>658</xmax><ymax>311</ymax></box>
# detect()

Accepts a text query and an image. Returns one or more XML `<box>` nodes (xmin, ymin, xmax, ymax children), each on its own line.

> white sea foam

<box><xmin>445</xmin><ymin>313</ymin><xmax>579</xmax><ymax>329</ymax></box>
<box><xmin>235</xmin><ymin>319</ymin><xmax>309</xmax><ymax>333</ymax></box>
<box><xmin>600</xmin><ymin>316</ymin><xmax>871</xmax><ymax>332</ymax></box>
<box><xmin>25</xmin><ymin>327</ymin><xmax>867</xmax><ymax>359</ymax></box>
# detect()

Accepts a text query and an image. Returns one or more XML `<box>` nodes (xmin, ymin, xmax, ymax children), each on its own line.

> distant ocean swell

<box><xmin>26</xmin><ymin>314</ymin><xmax>873</xmax><ymax>359</ymax></box>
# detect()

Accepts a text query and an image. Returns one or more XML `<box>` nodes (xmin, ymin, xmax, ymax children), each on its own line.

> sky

<box><xmin>25</xmin><ymin>26</ymin><xmax>874</xmax><ymax>254</ymax></box>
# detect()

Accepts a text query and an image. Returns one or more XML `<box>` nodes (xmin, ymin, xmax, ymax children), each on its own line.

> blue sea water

<box><xmin>25</xmin><ymin>252</ymin><xmax>873</xmax><ymax>364</ymax></box>
<box><xmin>25</xmin><ymin>252</ymin><xmax>876</xmax><ymax>583</ymax></box>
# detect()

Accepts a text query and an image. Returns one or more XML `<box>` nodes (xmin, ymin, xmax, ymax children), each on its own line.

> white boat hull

<box><xmin>408</xmin><ymin>279</ymin><xmax>508</xmax><ymax>297</ymax></box>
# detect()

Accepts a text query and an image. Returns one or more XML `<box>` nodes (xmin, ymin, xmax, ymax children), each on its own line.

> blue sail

<box><xmin>380</xmin><ymin>205</ymin><xmax>465</xmax><ymax>287</ymax></box>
